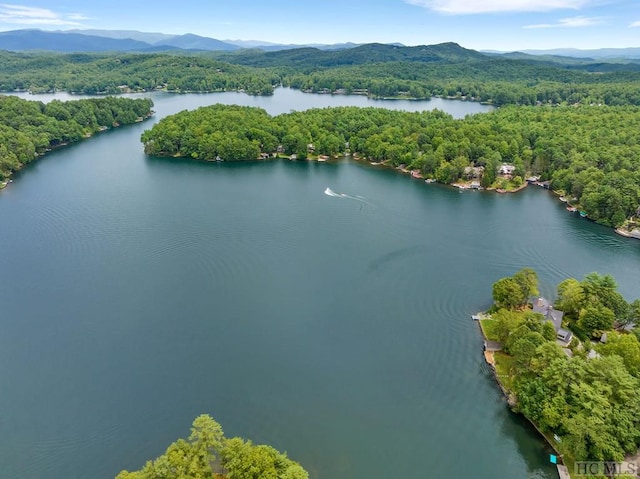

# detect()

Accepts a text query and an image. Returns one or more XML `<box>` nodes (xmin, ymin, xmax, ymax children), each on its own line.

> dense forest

<box><xmin>0</xmin><ymin>94</ymin><xmax>153</xmax><ymax>182</ymax></box>
<box><xmin>3</xmin><ymin>43</ymin><xmax>640</xmax><ymax>106</ymax></box>
<box><xmin>213</xmin><ymin>43</ymin><xmax>640</xmax><ymax>106</ymax></box>
<box><xmin>141</xmin><ymin>103</ymin><xmax>640</xmax><ymax>228</ymax></box>
<box><xmin>0</xmin><ymin>50</ymin><xmax>276</xmax><ymax>95</ymax></box>
<box><xmin>115</xmin><ymin>414</ymin><xmax>308</xmax><ymax>479</ymax></box>
<box><xmin>485</xmin><ymin>269</ymin><xmax>640</xmax><ymax>464</ymax></box>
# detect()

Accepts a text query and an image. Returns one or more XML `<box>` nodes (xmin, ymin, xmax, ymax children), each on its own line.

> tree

<box><xmin>556</xmin><ymin>278</ymin><xmax>586</xmax><ymax>318</ymax></box>
<box><xmin>115</xmin><ymin>415</ymin><xmax>308</xmax><ymax>479</ymax></box>
<box><xmin>115</xmin><ymin>415</ymin><xmax>224</xmax><ymax>479</ymax></box>
<box><xmin>511</xmin><ymin>332</ymin><xmax>546</xmax><ymax>370</ymax></box>
<box><xmin>579</xmin><ymin>304</ymin><xmax>616</xmax><ymax>338</ymax></box>
<box><xmin>434</xmin><ymin>161</ymin><xmax>459</xmax><ymax>184</ymax></box>
<box><xmin>512</xmin><ymin>267</ymin><xmax>539</xmax><ymax>306</ymax></box>
<box><xmin>626</xmin><ymin>299</ymin><xmax>640</xmax><ymax>327</ymax></box>
<box><xmin>493</xmin><ymin>309</ymin><xmax>524</xmax><ymax>343</ymax></box>
<box><xmin>542</xmin><ymin>320</ymin><xmax>557</xmax><ymax>342</ymax></box>
<box><xmin>581</xmin><ymin>272</ymin><xmax>630</xmax><ymax>318</ymax></box>
<box><xmin>220</xmin><ymin>438</ymin><xmax>308</xmax><ymax>479</ymax></box>
<box><xmin>598</xmin><ymin>333</ymin><xmax>640</xmax><ymax>377</ymax></box>
<box><xmin>492</xmin><ymin>277</ymin><xmax>524</xmax><ymax>310</ymax></box>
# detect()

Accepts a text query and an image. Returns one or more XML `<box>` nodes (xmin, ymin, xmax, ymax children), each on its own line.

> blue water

<box><xmin>0</xmin><ymin>90</ymin><xmax>637</xmax><ymax>479</ymax></box>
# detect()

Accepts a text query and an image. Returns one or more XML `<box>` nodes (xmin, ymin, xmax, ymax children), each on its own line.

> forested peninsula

<box><xmin>141</xmin><ymin>103</ymin><xmax>640</xmax><ymax>229</ymax></box>
<box><xmin>0</xmin><ymin>95</ymin><xmax>153</xmax><ymax>185</ymax></box>
<box><xmin>116</xmin><ymin>414</ymin><xmax>308</xmax><ymax>479</ymax></box>
<box><xmin>480</xmin><ymin>269</ymin><xmax>640</xmax><ymax>474</ymax></box>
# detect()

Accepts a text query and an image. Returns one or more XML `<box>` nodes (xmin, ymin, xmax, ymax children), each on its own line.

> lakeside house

<box><xmin>464</xmin><ymin>165</ymin><xmax>484</xmax><ymax>179</ymax></box>
<box><xmin>498</xmin><ymin>163</ymin><xmax>516</xmax><ymax>176</ymax></box>
<box><xmin>532</xmin><ymin>297</ymin><xmax>573</xmax><ymax>343</ymax></box>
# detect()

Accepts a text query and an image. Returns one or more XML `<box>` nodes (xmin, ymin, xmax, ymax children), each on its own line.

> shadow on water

<box><xmin>477</xmin><ymin>364</ymin><xmax>559</xmax><ymax>479</ymax></box>
<box><xmin>499</xmin><ymin>412</ymin><xmax>560</xmax><ymax>479</ymax></box>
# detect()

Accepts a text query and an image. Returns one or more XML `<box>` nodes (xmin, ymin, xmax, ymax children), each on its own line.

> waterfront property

<box><xmin>532</xmin><ymin>297</ymin><xmax>572</xmax><ymax>343</ymax></box>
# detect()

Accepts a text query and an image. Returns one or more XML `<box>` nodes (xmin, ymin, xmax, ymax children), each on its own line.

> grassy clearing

<box><xmin>493</xmin><ymin>352</ymin><xmax>516</xmax><ymax>391</ymax></box>
<box><xmin>479</xmin><ymin>318</ymin><xmax>500</xmax><ymax>341</ymax></box>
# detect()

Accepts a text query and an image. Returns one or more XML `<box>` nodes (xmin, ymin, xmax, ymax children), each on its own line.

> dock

<box><xmin>557</xmin><ymin>465</ymin><xmax>571</xmax><ymax>479</ymax></box>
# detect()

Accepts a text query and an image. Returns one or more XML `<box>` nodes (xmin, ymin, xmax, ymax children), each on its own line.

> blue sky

<box><xmin>0</xmin><ymin>1</ymin><xmax>638</xmax><ymax>50</ymax></box>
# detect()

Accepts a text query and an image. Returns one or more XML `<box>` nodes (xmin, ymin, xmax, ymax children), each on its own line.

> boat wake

<box><xmin>324</xmin><ymin>187</ymin><xmax>367</xmax><ymax>202</ymax></box>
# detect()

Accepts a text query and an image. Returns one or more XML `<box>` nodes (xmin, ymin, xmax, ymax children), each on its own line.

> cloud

<box><xmin>630</xmin><ymin>21</ymin><xmax>640</xmax><ymax>27</ymax></box>
<box><xmin>523</xmin><ymin>15</ymin><xmax>603</xmax><ymax>28</ymax></box>
<box><xmin>405</xmin><ymin>0</ymin><xmax>593</xmax><ymax>14</ymax></box>
<box><xmin>0</xmin><ymin>3</ymin><xmax>87</xmax><ymax>26</ymax></box>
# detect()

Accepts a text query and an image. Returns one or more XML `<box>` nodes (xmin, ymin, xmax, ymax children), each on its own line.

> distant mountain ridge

<box><xmin>0</xmin><ymin>29</ymin><xmax>152</xmax><ymax>52</ymax></box>
<box><xmin>0</xmin><ymin>28</ymin><xmax>364</xmax><ymax>53</ymax></box>
<box><xmin>212</xmin><ymin>42</ymin><xmax>488</xmax><ymax>68</ymax></box>
<box><xmin>0</xmin><ymin>29</ymin><xmax>639</xmax><ymax>62</ymax></box>
<box><xmin>516</xmin><ymin>47</ymin><xmax>640</xmax><ymax>59</ymax></box>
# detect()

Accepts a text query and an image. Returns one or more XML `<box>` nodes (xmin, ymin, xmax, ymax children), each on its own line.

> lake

<box><xmin>0</xmin><ymin>90</ymin><xmax>638</xmax><ymax>479</ymax></box>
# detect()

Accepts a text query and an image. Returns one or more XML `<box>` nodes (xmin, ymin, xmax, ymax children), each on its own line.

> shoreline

<box><xmin>474</xmin><ymin>313</ymin><xmax>570</xmax><ymax>477</ymax></box>
<box><xmin>615</xmin><ymin>227</ymin><xmax>640</xmax><ymax>241</ymax></box>
<box><xmin>0</xmin><ymin>112</ymin><xmax>153</xmax><ymax>190</ymax></box>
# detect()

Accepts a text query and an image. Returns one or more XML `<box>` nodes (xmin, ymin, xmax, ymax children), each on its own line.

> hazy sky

<box><xmin>0</xmin><ymin>1</ymin><xmax>638</xmax><ymax>50</ymax></box>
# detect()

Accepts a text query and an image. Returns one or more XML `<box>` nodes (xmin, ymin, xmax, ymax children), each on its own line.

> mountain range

<box><xmin>0</xmin><ymin>29</ymin><xmax>639</xmax><ymax>60</ymax></box>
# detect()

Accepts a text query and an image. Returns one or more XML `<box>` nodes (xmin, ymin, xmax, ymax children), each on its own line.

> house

<box><xmin>464</xmin><ymin>166</ymin><xmax>484</xmax><ymax>179</ymax></box>
<box><xmin>498</xmin><ymin>163</ymin><xmax>516</xmax><ymax>176</ymax></box>
<box><xmin>556</xmin><ymin>328</ymin><xmax>573</xmax><ymax>343</ymax></box>
<box><xmin>532</xmin><ymin>297</ymin><xmax>572</xmax><ymax>343</ymax></box>
<box><xmin>532</xmin><ymin>297</ymin><xmax>564</xmax><ymax>331</ymax></box>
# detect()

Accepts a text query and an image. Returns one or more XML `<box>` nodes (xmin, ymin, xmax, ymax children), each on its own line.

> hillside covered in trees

<box><xmin>0</xmin><ymin>94</ymin><xmax>153</xmax><ymax>182</ymax></box>
<box><xmin>0</xmin><ymin>51</ymin><xmax>276</xmax><ymax>95</ymax></box>
<box><xmin>141</xmin><ymin>103</ymin><xmax>640</xmax><ymax>228</ymax></box>
<box><xmin>213</xmin><ymin>43</ymin><xmax>640</xmax><ymax>106</ymax></box>
<box><xmin>3</xmin><ymin>43</ymin><xmax>640</xmax><ymax>106</ymax></box>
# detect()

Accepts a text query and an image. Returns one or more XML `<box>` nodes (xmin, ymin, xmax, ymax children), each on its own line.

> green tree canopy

<box><xmin>115</xmin><ymin>415</ymin><xmax>308</xmax><ymax>479</ymax></box>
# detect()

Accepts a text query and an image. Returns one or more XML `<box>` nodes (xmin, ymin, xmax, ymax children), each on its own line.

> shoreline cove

<box><xmin>0</xmin><ymin>112</ymin><xmax>154</xmax><ymax>188</ymax></box>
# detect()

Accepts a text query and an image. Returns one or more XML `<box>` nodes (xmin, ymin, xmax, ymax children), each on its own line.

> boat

<box><xmin>424</xmin><ymin>178</ymin><xmax>436</xmax><ymax>184</ymax></box>
<box><xmin>566</xmin><ymin>206</ymin><xmax>577</xmax><ymax>212</ymax></box>
<box><xmin>559</xmin><ymin>196</ymin><xmax>568</xmax><ymax>202</ymax></box>
<box><xmin>579</xmin><ymin>211</ymin><xmax>588</xmax><ymax>218</ymax></box>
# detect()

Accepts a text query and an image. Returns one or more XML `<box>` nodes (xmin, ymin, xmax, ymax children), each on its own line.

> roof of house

<box><xmin>557</xmin><ymin>328</ymin><xmax>572</xmax><ymax>341</ymax></box>
<box><xmin>532</xmin><ymin>297</ymin><xmax>564</xmax><ymax>331</ymax></box>
<box><xmin>484</xmin><ymin>340</ymin><xmax>503</xmax><ymax>352</ymax></box>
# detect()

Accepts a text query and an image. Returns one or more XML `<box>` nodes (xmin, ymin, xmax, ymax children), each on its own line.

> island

<box><xmin>476</xmin><ymin>268</ymin><xmax>640</xmax><ymax>478</ymax></box>
<box><xmin>115</xmin><ymin>414</ymin><xmax>308</xmax><ymax>479</ymax></box>
<box><xmin>140</xmin><ymin>103</ymin><xmax>640</xmax><ymax>233</ymax></box>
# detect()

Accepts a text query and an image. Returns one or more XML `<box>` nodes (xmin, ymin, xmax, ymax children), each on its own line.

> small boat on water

<box><xmin>579</xmin><ymin>211</ymin><xmax>588</xmax><ymax>218</ymax></box>
<box><xmin>566</xmin><ymin>206</ymin><xmax>578</xmax><ymax>212</ymax></box>
<box><xmin>424</xmin><ymin>178</ymin><xmax>436</xmax><ymax>183</ymax></box>
<box><xmin>559</xmin><ymin>196</ymin><xmax>568</xmax><ymax>202</ymax></box>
